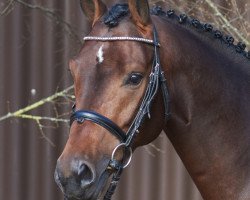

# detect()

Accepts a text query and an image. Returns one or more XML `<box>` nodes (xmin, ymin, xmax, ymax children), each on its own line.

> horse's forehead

<box><xmin>78</xmin><ymin>40</ymin><xmax>146</xmax><ymax>65</ymax></box>
<box><xmin>75</xmin><ymin>22</ymin><xmax>150</xmax><ymax>68</ymax></box>
<box><xmin>87</xmin><ymin>46</ymin><xmax>148</xmax><ymax>75</ymax></box>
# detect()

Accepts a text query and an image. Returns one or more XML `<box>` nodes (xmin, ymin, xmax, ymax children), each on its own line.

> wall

<box><xmin>0</xmin><ymin>1</ymin><xmax>248</xmax><ymax>200</ymax></box>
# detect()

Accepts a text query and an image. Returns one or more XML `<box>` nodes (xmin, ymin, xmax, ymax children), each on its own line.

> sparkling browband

<box><xmin>83</xmin><ymin>36</ymin><xmax>160</xmax><ymax>47</ymax></box>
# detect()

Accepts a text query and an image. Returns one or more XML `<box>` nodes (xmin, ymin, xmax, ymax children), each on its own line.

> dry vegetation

<box><xmin>151</xmin><ymin>0</ymin><xmax>250</xmax><ymax>47</ymax></box>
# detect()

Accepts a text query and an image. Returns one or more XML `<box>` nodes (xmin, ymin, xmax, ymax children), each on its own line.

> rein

<box><xmin>70</xmin><ymin>27</ymin><xmax>170</xmax><ymax>200</ymax></box>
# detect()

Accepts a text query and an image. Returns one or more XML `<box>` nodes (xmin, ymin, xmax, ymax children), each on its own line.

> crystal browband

<box><xmin>83</xmin><ymin>36</ymin><xmax>160</xmax><ymax>47</ymax></box>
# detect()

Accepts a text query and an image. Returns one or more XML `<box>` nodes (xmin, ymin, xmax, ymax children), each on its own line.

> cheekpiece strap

<box><xmin>125</xmin><ymin>26</ymin><xmax>170</xmax><ymax>147</ymax></box>
<box><xmin>153</xmin><ymin>26</ymin><xmax>171</xmax><ymax>121</ymax></box>
<box><xmin>103</xmin><ymin>166</ymin><xmax>123</xmax><ymax>200</ymax></box>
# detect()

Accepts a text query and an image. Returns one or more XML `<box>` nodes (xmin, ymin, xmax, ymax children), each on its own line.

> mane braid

<box><xmin>150</xmin><ymin>6</ymin><xmax>250</xmax><ymax>61</ymax></box>
<box><xmin>103</xmin><ymin>3</ymin><xmax>129</xmax><ymax>27</ymax></box>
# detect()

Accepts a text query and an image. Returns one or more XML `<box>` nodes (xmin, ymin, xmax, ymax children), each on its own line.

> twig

<box><xmin>15</xmin><ymin>114</ymin><xmax>69</xmax><ymax>123</ymax></box>
<box><xmin>2</xmin><ymin>0</ymin><xmax>82</xmax><ymax>44</ymax></box>
<box><xmin>0</xmin><ymin>0</ymin><xmax>15</xmax><ymax>16</ymax></box>
<box><xmin>0</xmin><ymin>85</ymin><xmax>74</xmax><ymax>122</ymax></box>
<box><xmin>36</xmin><ymin>119</ymin><xmax>55</xmax><ymax>146</ymax></box>
<box><xmin>204</xmin><ymin>0</ymin><xmax>249</xmax><ymax>46</ymax></box>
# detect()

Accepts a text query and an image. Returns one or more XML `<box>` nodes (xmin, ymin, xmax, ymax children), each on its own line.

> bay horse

<box><xmin>54</xmin><ymin>0</ymin><xmax>250</xmax><ymax>199</ymax></box>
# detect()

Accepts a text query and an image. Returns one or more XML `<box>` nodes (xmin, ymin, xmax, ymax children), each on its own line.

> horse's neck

<box><xmin>156</xmin><ymin>17</ymin><xmax>250</xmax><ymax>199</ymax></box>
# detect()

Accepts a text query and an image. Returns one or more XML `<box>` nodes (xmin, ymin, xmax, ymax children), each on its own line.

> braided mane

<box><xmin>102</xmin><ymin>4</ymin><xmax>249</xmax><ymax>61</ymax></box>
<box><xmin>150</xmin><ymin>6</ymin><xmax>250</xmax><ymax>61</ymax></box>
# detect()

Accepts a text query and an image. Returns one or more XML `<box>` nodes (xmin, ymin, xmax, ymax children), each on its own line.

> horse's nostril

<box><xmin>55</xmin><ymin>159</ymin><xmax>96</xmax><ymax>195</ymax></box>
<box><xmin>72</xmin><ymin>161</ymin><xmax>95</xmax><ymax>188</ymax></box>
<box><xmin>78</xmin><ymin>163</ymin><xmax>93</xmax><ymax>180</ymax></box>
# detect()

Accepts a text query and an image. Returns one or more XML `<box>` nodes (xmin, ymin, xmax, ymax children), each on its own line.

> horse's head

<box><xmin>55</xmin><ymin>0</ymin><xmax>168</xmax><ymax>199</ymax></box>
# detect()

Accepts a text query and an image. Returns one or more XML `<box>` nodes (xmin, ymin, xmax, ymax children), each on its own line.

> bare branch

<box><xmin>1</xmin><ymin>0</ymin><xmax>82</xmax><ymax>44</ymax></box>
<box><xmin>0</xmin><ymin>85</ymin><xmax>74</xmax><ymax>122</ymax></box>
<box><xmin>0</xmin><ymin>0</ymin><xmax>15</xmax><ymax>16</ymax></box>
<box><xmin>36</xmin><ymin>119</ymin><xmax>56</xmax><ymax>146</ymax></box>
<box><xmin>204</xmin><ymin>0</ymin><xmax>249</xmax><ymax>46</ymax></box>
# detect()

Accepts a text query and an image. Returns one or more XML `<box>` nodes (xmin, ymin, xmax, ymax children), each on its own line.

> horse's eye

<box><xmin>126</xmin><ymin>73</ymin><xmax>143</xmax><ymax>86</ymax></box>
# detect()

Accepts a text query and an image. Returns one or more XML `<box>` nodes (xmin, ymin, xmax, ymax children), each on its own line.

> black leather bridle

<box><xmin>70</xmin><ymin>27</ymin><xmax>170</xmax><ymax>200</ymax></box>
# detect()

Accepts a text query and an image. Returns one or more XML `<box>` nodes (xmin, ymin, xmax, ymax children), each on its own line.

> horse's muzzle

<box><xmin>54</xmin><ymin>159</ymin><xmax>96</xmax><ymax>199</ymax></box>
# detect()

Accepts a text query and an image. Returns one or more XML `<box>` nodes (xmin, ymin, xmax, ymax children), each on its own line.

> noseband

<box><xmin>70</xmin><ymin>27</ymin><xmax>170</xmax><ymax>200</ymax></box>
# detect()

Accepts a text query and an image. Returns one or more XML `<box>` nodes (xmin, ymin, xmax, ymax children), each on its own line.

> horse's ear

<box><xmin>128</xmin><ymin>0</ymin><xmax>151</xmax><ymax>33</ymax></box>
<box><xmin>80</xmin><ymin>0</ymin><xmax>107</xmax><ymax>25</ymax></box>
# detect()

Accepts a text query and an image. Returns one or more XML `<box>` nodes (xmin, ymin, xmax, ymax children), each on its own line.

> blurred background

<box><xmin>0</xmin><ymin>0</ymin><xmax>249</xmax><ymax>200</ymax></box>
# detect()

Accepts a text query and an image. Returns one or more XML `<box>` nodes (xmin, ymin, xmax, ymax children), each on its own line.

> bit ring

<box><xmin>111</xmin><ymin>143</ymin><xmax>132</xmax><ymax>169</ymax></box>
